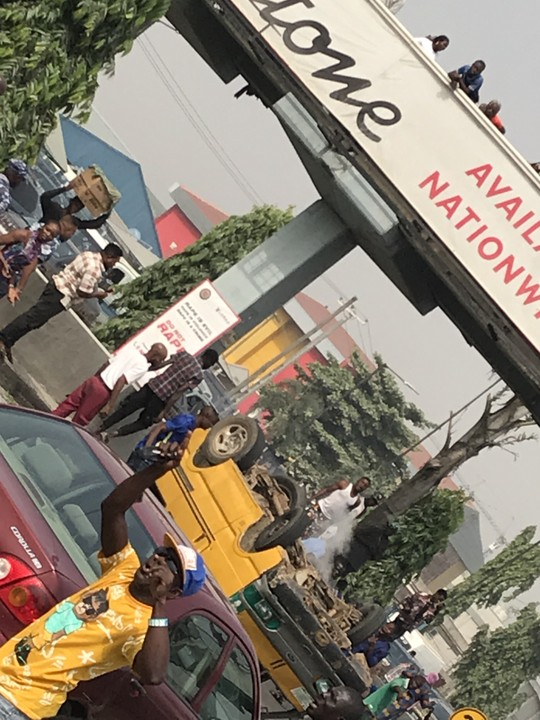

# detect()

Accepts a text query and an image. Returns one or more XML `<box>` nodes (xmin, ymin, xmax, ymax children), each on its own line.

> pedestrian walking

<box><xmin>372</xmin><ymin>671</ymin><xmax>435</xmax><ymax>719</ymax></box>
<box><xmin>97</xmin><ymin>347</ymin><xmax>219</xmax><ymax>440</ymax></box>
<box><xmin>0</xmin><ymin>243</ymin><xmax>123</xmax><ymax>362</ymax></box>
<box><xmin>0</xmin><ymin>220</ymin><xmax>61</xmax><ymax>303</ymax></box>
<box><xmin>0</xmin><ymin>441</ymin><xmax>206</xmax><ymax>720</ymax></box>
<box><xmin>52</xmin><ymin>343</ymin><xmax>168</xmax><ymax>426</ymax></box>
<box><xmin>394</xmin><ymin>588</ymin><xmax>447</xmax><ymax>635</ymax></box>
<box><xmin>0</xmin><ymin>159</ymin><xmax>28</xmax><ymax>213</ymax></box>
<box><xmin>40</xmin><ymin>179</ymin><xmax>111</xmax><ymax>232</ymax></box>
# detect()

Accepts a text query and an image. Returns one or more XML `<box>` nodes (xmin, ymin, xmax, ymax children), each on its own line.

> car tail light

<box><xmin>0</xmin><ymin>554</ymin><xmax>55</xmax><ymax>625</ymax></box>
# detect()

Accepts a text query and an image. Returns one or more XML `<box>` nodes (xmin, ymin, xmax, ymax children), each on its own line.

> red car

<box><xmin>0</xmin><ymin>404</ymin><xmax>260</xmax><ymax>720</ymax></box>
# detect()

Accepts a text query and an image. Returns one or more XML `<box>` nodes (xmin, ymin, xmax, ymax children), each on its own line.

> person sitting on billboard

<box><xmin>479</xmin><ymin>100</ymin><xmax>506</xmax><ymax>134</ymax></box>
<box><xmin>448</xmin><ymin>60</ymin><xmax>486</xmax><ymax>104</ymax></box>
<box><xmin>415</xmin><ymin>35</ymin><xmax>450</xmax><ymax>61</ymax></box>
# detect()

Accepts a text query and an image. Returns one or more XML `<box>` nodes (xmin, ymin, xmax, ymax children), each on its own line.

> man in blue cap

<box><xmin>0</xmin><ymin>440</ymin><xmax>207</xmax><ymax>720</ymax></box>
<box><xmin>0</xmin><ymin>159</ymin><xmax>28</xmax><ymax>214</ymax></box>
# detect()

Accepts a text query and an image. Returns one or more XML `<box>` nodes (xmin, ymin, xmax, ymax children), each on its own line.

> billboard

<box><xmin>226</xmin><ymin>0</ymin><xmax>540</xmax><ymax>352</ymax></box>
<box><xmin>115</xmin><ymin>279</ymin><xmax>240</xmax><ymax>376</ymax></box>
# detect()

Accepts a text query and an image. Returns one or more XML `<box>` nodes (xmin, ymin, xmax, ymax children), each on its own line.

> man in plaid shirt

<box><xmin>98</xmin><ymin>347</ymin><xmax>219</xmax><ymax>440</ymax></box>
<box><xmin>0</xmin><ymin>243</ymin><xmax>123</xmax><ymax>362</ymax></box>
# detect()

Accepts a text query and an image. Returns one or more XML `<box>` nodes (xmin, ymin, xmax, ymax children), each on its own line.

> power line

<box><xmin>138</xmin><ymin>36</ymin><xmax>263</xmax><ymax>205</ymax></box>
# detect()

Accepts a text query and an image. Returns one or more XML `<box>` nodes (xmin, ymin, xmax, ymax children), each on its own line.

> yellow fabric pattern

<box><xmin>0</xmin><ymin>544</ymin><xmax>152</xmax><ymax>719</ymax></box>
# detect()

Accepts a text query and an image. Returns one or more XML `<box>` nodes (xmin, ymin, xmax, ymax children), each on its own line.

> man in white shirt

<box><xmin>311</xmin><ymin>476</ymin><xmax>371</xmax><ymax>524</ymax></box>
<box><xmin>415</xmin><ymin>35</ymin><xmax>450</xmax><ymax>62</ymax></box>
<box><xmin>52</xmin><ymin>344</ymin><xmax>168</xmax><ymax>426</ymax></box>
<box><xmin>0</xmin><ymin>243</ymin><xmax>123</xmax><ymax>362</ymax></box>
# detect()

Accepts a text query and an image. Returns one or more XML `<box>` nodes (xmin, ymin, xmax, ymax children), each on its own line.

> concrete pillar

<box><xmin>214</xmin><ymin>199</ymin><xmax>356</xmax><ymax>336</ymax></box>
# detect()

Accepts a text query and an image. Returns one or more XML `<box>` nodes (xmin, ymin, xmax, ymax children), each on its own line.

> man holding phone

<box><xmin>0</xmin><ymin>441</ymin><xmax>206</xmax><ymax>720</ymax></box>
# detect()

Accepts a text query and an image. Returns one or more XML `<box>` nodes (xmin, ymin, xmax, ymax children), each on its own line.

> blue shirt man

<box><xmin>449</xmin><ymin>60</ymin><xmax>486</xmax><ymax>103</ymax></box>
<box><xmin>126</xmin><ymin>406</ymin><xmax>219</xmax><ymax>477</ymax></box>
<box><xmin>346</xmin><ymin>622</ymin><xmax>397</xmax><ymax>667</ymax></box>
<box><xmin>134</xmin><ymin>413</ymin><xmax>197</xmax><ymax>451</ymax></box>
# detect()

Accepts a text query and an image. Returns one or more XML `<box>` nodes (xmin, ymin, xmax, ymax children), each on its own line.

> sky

<box><xmin>91</xmin><ymin>1</ymin><xmax>540</xmax><ymax>601</ymax></box>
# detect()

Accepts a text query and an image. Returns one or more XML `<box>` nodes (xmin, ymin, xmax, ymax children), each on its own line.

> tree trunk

<box><xmin>357</xmin><ymin>394</ymin><xmax>528</xmax><ymax>534</ymax></box>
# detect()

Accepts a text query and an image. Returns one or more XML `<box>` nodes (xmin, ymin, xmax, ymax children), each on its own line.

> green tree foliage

<box><xmin>346</xmin><ymin>489</ymin><xmax>467</xmax><ymax>604</ymax></box>
<box><xmin>451</xmin><ymin>604</ymin><xmax>540</xmax><ymax>720</ymax></box>
<box><xmin>440</xmin><ymin>526</ymin><xmax>540</xmax><ymax>620</ymax></box>
<box><xmin>257</xmin><ymin>354</ymin><xmax>431</xmax><ymax>491</ymax></box>
<box><xmin>0</xmin><ymin>0</ymin><xmax>169</xmax><ymax>162</ymax></box>
<box><xmin>96</xmin><ymin>205</ymin><xmax>293</xmax><ymax>348</ymax></box>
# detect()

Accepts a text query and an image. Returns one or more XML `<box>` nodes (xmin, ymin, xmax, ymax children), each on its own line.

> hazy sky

<box><xmin>92</xmin><ymin>1</ymin><xmax>540</xmax><ymax>599</ymax></box>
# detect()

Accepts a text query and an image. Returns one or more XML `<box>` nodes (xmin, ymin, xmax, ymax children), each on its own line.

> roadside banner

<box><xmin>114</xmin><ymin>279</ymin><xmax>240</xmax><ymax>381</ymax></box>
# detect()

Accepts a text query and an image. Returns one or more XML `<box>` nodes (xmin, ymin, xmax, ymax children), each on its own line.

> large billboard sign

<box><xmin>226</xmin><ymin>0</ymin><xmax>540</xmax><ymax>352</ymax></box>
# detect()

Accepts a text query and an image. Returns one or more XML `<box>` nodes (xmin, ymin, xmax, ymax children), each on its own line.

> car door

<box><xmin>149</xmin><ymin>610</ymin><xmax>257</xmax><ymax>720</ymax></box>
<box><xmin>83</xmin><ymin>611</ymin><xmax>226</xmax><ymax>720</ymax></box>
<box><xmin>196</xmin><ymin>643</ymin><xmax>258</xmax><ymax>720</ymax></box>
<box><xmin>94</xmin><ymin>609</ymin><xmax>257</xmax><ymax>720</ymax></box>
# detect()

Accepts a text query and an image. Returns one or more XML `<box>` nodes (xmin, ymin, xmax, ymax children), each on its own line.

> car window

<box><xmin>167</xmin><ymin>615</ymin><xmax>229</xmax><ymax>703</ymax></box>
<box><xmin>0</xmin><ymin>408</ymin><xmax>155</xmax><ymax>582</ymax></box>
<box><xmin>200</xmin><ymin>646</ymin><xmax>255</xmax><ymax>720</ymax></box>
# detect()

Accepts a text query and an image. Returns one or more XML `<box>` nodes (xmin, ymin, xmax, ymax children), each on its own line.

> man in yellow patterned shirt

<box><xmin>0</xmin><ymin>440</ymin><xmax>206</xmax><ymax>720</ymax></box>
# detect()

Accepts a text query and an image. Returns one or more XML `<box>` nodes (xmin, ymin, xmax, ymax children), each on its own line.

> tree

<box><xmin>95</xmin><ymin>205</ymin><xmax>293</xmax><ymax>348</ymax></box>
<box><xmin>257</xmin><ymin>354</ymin><xmax>431</xmax><ymax>492</ymax></box>
<box><xmin>357</xmin><ymin>393</ymin><xmax>533</xmax><ymax>535</ymax></box>
<box><xmin>0</xmin><ymin>0</ymin><xmax>169</xmax><ymax>163</ymax></box>
<box><xmin>346</xmin><ymin>488</ymin><xmax>467</xmax><ymax>604</ymax></box>
<box><xmin>439</xmin><ymin>526</ymin><xmax>540</xmax><ymax>621</ymax></box>
<box><xmin>451</xmin><ymin>604</ymin><xmax>540</xmax><ymax>720</ymax></box>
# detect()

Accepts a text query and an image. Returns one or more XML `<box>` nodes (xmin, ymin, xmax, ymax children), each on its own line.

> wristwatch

<box><xmin>148</xmin><ymin>617</ymin><xmax>169</xmax><ymax>628</ymax></box>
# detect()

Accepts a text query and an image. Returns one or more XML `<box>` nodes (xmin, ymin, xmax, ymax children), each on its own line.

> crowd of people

<box><xmin>385</xmin><ymin>2</ymin><xmax>540</xmax><ymax>169</ymax></box>
<box><xmin>0</xmin><ymin>158</ymin><xmax>231</xmax><ymax>720</ymax></box>
<box><xmin>0</xmin><ymin>11</ymin><xmax>480</xmax><ymax>719</ymax></box>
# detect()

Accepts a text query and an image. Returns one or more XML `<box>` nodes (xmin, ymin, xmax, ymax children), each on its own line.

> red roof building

<box><xmin>155</xmin><ymin>185</ymin><xmax>228</xmax><ymax>259</ymax></box>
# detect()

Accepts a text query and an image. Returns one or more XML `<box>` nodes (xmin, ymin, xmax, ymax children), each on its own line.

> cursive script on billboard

<box><xmin>245</xmin><ymin>0</ymin><xmax>402</xmax><ymax>142</ymax></box>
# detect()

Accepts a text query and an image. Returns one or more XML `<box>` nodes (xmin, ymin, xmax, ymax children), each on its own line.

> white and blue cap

<box><xmin>163</xmin><ymin>533</ymin><xmax>206</xmax><ymax>597</ymax></box>
<box><xmin>8</xmin><ymin>158</ymin><xmax>28</xmax><ymax>179</ymax></box>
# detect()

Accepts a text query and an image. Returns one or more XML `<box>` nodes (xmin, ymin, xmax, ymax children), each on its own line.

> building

<box><xmin>421</xmin><ymin>478</ymin><xmax>484</xmax><ymax>592</ymax></box>
<box><xmin>156</xmin><ymin>184</ymin><xmax>228</xmax><ymax>258</ymax></box>
<box><xmin>508</xmin><ymin>680</ymin><xmax>540</xmax><ymax>720</ymax></box>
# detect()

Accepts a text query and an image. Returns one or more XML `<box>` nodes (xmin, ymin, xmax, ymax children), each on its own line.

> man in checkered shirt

<box><xmin>98</xmin><ymin>347</ymin><xmax>219</xmax><ymax>440</ymax></box>
<box><xmin>0</xmin><ymin>243</ymin><xmax>123</xmax><ymax>362</ymax></box>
